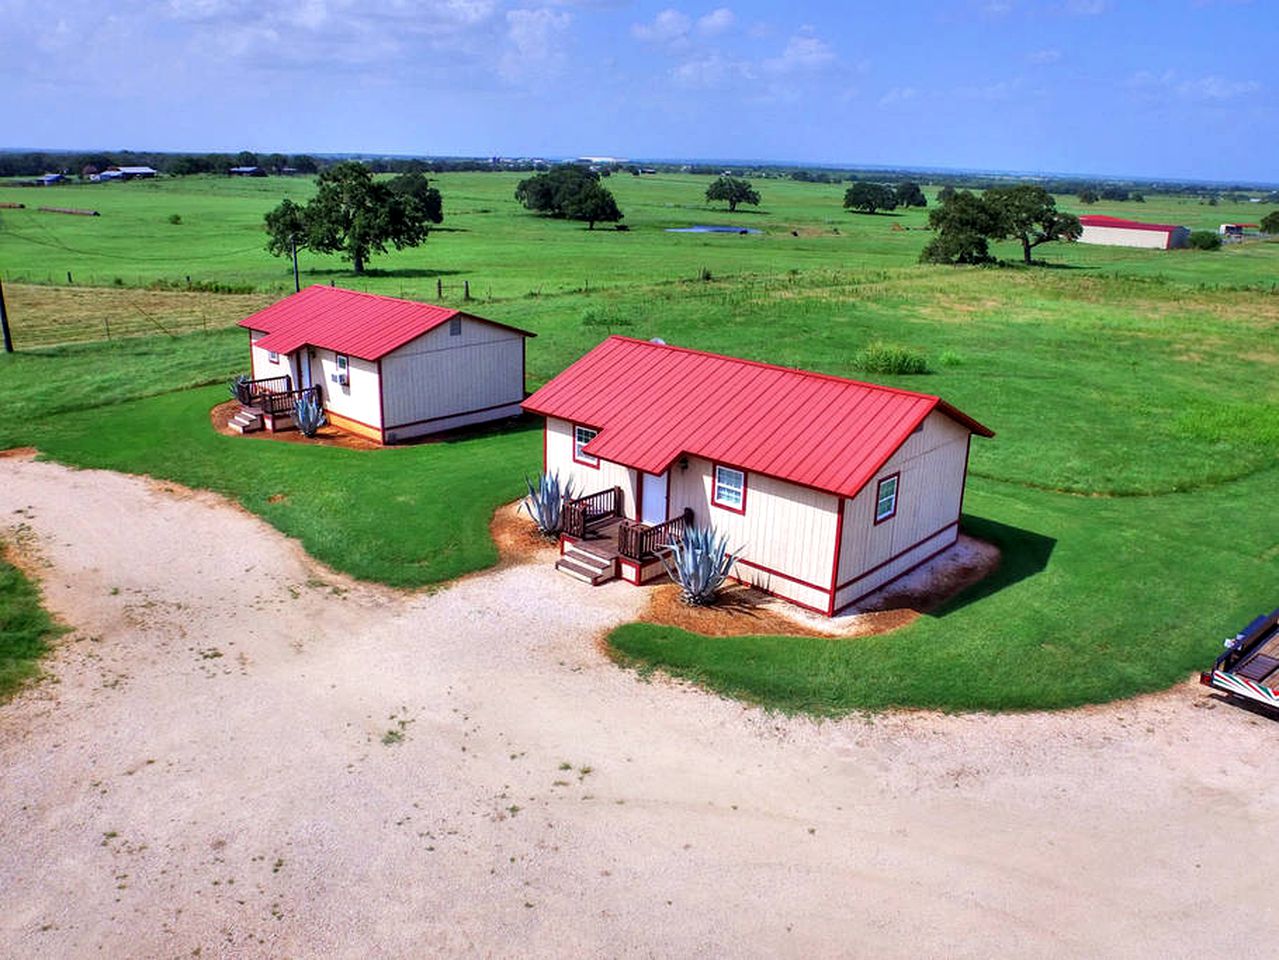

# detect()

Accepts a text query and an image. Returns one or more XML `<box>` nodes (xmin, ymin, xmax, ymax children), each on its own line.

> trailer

<box><xmin>1201</xmin><ymin>608</ymin><xmax>1279</xmax><ymax>710</ymax></box>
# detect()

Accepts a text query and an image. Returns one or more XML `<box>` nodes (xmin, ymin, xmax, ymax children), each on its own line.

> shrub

<box><xmin>853</xmin><ymin>341</ymin><xmax>930</xmax><ymax>376</ymax></box>
<box><xmin>294</xmin><ymin>391</ymin><xmax>325</xmax><ymax>437</ymax></box>
<box><xmin>229</xmin><ymin>374</ymin><xmax>250</xmax><ymax>404</ymax></box>
<box><xmin>167</xmin><ymin>213</ymin><xmax>182</xmax><ymax>225</ymax></box>
<box><xmin>938</xmin><ymin>349</ymin><xmax>963</xmax><ymax>368</ymax></box>
<box><xmin>660</xmin><ymin>525</ymin><xmax>738</xmax><ymax>606</ymax></box>
<box><xmin>1187</xmin><ymin>230</ymin><xmax>1222</xmax><ymax>251</ymax></box>
<box><xmin>521</xmin><ymin>471</ymin><xmax>575</xmax><ymax>537</ymax></box>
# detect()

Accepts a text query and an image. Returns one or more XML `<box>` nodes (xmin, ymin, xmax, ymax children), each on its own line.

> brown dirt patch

<box><xmin>0</xmin><ymin>447</ymin><xmax>37</xmax><ymax>460</ymax></box>
<box><xmin>5</xmin><ymin>283</ymin><xmax>275</xmax><ymax>348</ymax></box>
<box><xmin>209</xmin><ymin>400</ymin><xmax>384</xmax><ymax>451</ymax></box>
<box><xmin>489</xmin><ymin>501</ymin><xmax>558</xmax><ymax>569</ymax></box>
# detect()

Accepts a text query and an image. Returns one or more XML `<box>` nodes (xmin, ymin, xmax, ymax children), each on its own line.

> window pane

<box><xmin>715</xmin><ymin>467</ymin><xmax>744</xmax><ymax>508</ymax></box>
<box><xmin>574</xmin><ymin>426</ymin><xmax>598</xmax><ymax>463</ymax></box>
<box><xmin>876</xmin><ymin>476</ymin><xmax>898</xmax><ymax>520</ymax></box>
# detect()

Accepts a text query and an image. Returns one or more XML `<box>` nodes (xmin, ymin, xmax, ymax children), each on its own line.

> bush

<box><xmin>167</xmin><ymin>213</ymin><xmax>182</xmax><ymax>225</ymax></box>
<box><xmin>521</xmin><ymin>471</ymin><xmax>575</xmax><ymax>537</ymax></box>
<box><xmin>660</xmin><ymin>525</ymin><xmax>737</xmax><ymax>606</ymax></box>
<box><xmin>1188</xmin><ymin>230</ymin><xmax>1222</xmax><ymax>251</ymax></box>
<box><xmin>853</xmin><ymin>341</ymin><xmax>930</xmax><ymax>376</ymax></box>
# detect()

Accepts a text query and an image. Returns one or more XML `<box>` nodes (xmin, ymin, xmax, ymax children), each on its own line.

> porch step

<box><xmin>229</xmin><ymin>409</ymin><xmax>264</xmax><ymax>434</ymax></box>
<box><xmin>555</xmin><ymin>553</ymin><xmax>617</xmax><ymax>586</ymax></box>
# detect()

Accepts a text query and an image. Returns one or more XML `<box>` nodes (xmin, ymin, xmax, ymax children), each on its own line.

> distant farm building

<box><xmin>101</xmin><ymin>165</ymin><xmax>158</xmax><ymax>181</ymax></box>
<box><xmin>524</xmin><ymin>337</ymin><xmax>993</xmax><ymax>615</ymax></box>
<box><xmin>1078</xmin><ymin>215</ymin><xmax>1189</xmax><ymax>250</ymax></box>
<box><xmin>81</xmin><ymin>164</ymin><xmax>99</xmax><ymax>178</ymax></box>
<box><xmin>229</xmin><ymin>166</ymin><xmax>267</xmax><ymax>177</ymax></box>
<box><xmin>1218</xmin><ymin>223</ymin><xmax>1257</xmax><ymax>237</ymax></box>
<box><xmin>236</xmin><ymin>286</ymin><xmax>535</xmax><ymax>444</ymax></box>
<box><xmin>37</xmin><ymin>173</ymin><xmax>65</xmax><ymax>186</ymax></box>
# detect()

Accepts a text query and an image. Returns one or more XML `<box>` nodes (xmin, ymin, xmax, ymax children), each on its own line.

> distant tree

<box><xmin>291</xmin><ymin>155</ymin><xmax>319</xmax><ymax>175</ymax></box>
<box><xmin>936</xmin><ymin>184</ymin><xmax>957</xmax><ymax>204</ymax></box>
<box><xmin>843</xmin><ymin>182</ymin><xmax>898</xmax><ymax>215</ymax></box>
<box><xmin>263</xmin><ymin>161</ymin><xmax>435</xmax><ymax>274</ymax></box>
<box><xmin>984</xmin><ymin>185</ymin><xmax>1082</xmax><ymax>264</ymax></box>
<box><xmin>1187</xmin><ymin>230</ymin><xmax>1222</xmax><ymax>250</ymax></box>
<box><xmin>1260</xmin><ymin>210</ymin><xmax>1279</xmax><ymax>234</ymax></box>
<box><xmin>1131</xmin><ymin>192</ymin><xmax>1145</xmax><ymax>203</ymax></box>
<box><xmin>919</xmin><ymin>191</ymin><xmax>1002</xmax><ymax>265</ymax></box>
<box><xmin>263</xmin><ymin>153</ymin><xmax>288</xmax><ymax>174</ymax></box>
<box><xmin>705</xmin><ymin>176</ymin><xmax>761</xmax><ymax>212</ymax></box>
<box><xmin>1099</xmin><ymin>186</ymin><xmax>1129</xmax><ymax>202</ymax></box>
<box><xmin>1077</xmin><ymin>188</ymin><xmax>1099</xmax><ymax>204</ymax></box>
<box><xmin>895</xmin><ymin>181</ymin><xmax>927</xmax><ymax>208</ymax></box>
<box><xmin>515</xmin><ymin>164</ymin><xmax>623</xmax><ymax>226</ymax></box>
<box><xmin>563</xmin><ymin>181</ymin><xmax>624</xmax><ymax>229</ymax></box>
<box><xmin>388</xmin><ymin>171</ymin><xmax>444</xmax><ymax>225</ymax></box>
<box><xmin>235</xmin><ymin>150</ymin><xmax>259</xmax><ymax>168</ymax></box>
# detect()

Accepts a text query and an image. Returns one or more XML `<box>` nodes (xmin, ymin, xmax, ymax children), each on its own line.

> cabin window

<box><xmin>267</xmin><ymin>351</ymin><xmax>279</xmax><ymax>364</ymax></box>
<box><xmin>875</xmin><ymin>474</ymin><xmax>899</xmax><ymax>523</ymax></box>
<box><xmin>712</xmin><ymin>465</ymin><xmax>746</xmax><ymax>513</ymax></box>
<box><xmin>573</xmin><ymin>425</ymin><xmax>599</xmax><ymax>467</ymax></box>
<box><xmin>449</xmin><ymin>316</ymin><xmax>462</xmax><ymax>336</ymax></box>
<box><xmin>336</xmin><ymin>354</ymin><xmax>349</xmax><ymax>371</ymax></box>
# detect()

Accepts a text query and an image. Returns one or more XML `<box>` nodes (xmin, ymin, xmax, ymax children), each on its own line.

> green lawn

<box><xmin>0</xmin><ymin>549</ymin><xmax>58</xmax><ymax>702</ymax></box>
<box><xmin>0</xmin><ymin>172</ymin><xmax>1275</xmax><ymax>712</ymax></box>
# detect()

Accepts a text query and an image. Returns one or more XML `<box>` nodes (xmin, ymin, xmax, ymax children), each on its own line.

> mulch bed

<box><xmin>209</xmin><ymin>400</ymin><xmax>383</xmax><ymax>451</ymax></box>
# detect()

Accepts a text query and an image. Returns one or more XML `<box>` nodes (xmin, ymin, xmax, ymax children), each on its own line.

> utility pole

<box><xmin>0</xmin><ymin>277</ymin><xmax>13</xmax><ymax>353</ymax></box>
<box><xmin>291</xmin><ymin>236</ymin><xmax>300</xmax><ymax>293</ymax></box>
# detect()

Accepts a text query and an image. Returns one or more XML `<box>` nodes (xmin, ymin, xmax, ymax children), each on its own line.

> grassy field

<box><xmin>0</xmin><ymin>171</ymin><xmax>1275</xmax><ymax>711</ymax></box>
<box><xmin>0</xmin><ymin>547</ymin><xmax>58</xmax><ymax>702</ymax></box>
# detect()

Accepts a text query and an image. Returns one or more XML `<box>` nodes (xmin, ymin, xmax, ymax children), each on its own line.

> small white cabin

<box><xmin>238</xmin><ymin>285</ymin><xmax>535</xmax><ymax>443</ymax></box>
<box><xmin>523</xmin><ymin>337</ymin><xmax>993</xmax><ymax>616</ymax></box>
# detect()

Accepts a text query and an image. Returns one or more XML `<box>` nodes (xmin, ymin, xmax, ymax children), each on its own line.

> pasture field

<box><xmin>0</xmin><ymin>546</ymin><xmax>58</xmax><ymax>702</ymax></box>
<box><xmin>0</xmin><ymin>172</ymin><xmax>1275</xmax><ymax>710</ymax></box>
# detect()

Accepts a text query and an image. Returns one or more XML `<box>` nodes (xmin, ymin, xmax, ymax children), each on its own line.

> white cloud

<box><xmin>696</xmin><ymin>7</ymin><xmax>734</xmax><ymax>35</ymax></box>
<box><xmin>499</xmin><ymin>7</ymin><xmax>572</xmax><ymax>80</ymax></box>
<box><xmin>1130</xmin><ymin>69</ymin><xmax>1261</xmax><ymax>101</ymax></box>
<box><xmin>762</xmin><ymin>31</ymin><xmax>835</xmax><ymax>74</ymax></box>
<box><xmin>878</xmin><ymin>86</ymin><xmax>917</xmax><ymax>107</ymax></box>
<box><xmin>956</xmin><ymin>77</ymin><xmax>1022</xmax><ymax>101</ymax></box>
<box><xmin>1027</xmin><ymin>48</ymin><xmax>1061</xmax><ymax>64</ymax></box>
<box><xmin>631</xmin><ymin>8</ymin><xmax>691</xmax><ymax>45</ymax></box>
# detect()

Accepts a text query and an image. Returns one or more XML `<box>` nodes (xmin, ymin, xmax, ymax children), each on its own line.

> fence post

<box><xmin>0</xmin><ymin>277</ymin><xmax>13</xmax><ymax>353</ymax></box>
<box><xmin>437</xmin><ymin>278</ymin><xmax>442</xmax><ymax>299</ymax></box>
<box><xmin>464</xmin><ymin>280</ymin><xmax>471</xmax><ymax>301</ymax></box>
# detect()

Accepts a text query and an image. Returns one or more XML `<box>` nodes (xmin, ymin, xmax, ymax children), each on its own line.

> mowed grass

<box><xmin>0</xmin><ymin>172</ymin><xmax>1276</xmax><ymax>710</ymax></box>
<box><xmin>0</xmin><ymin>548</ymin><xmax>58</xmax><ymax>702</ymax></box>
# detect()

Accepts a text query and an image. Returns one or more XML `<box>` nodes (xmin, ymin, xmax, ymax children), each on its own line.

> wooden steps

<box><xmin>555</xmin><ymin>540</ymin><xmax>618</xmax><ymax>585</ymax></box>
<box><xmin>229</xmin><ymin>406</ymin><xmax>264</xmax><ymax>434</ymax></box>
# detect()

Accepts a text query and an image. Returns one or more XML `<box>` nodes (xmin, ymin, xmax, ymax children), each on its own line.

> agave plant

<box><xmin>521</xmin><ymin>471</ymin><xmax>575</xmax><ymax>538</ymax></box>
<box><xmin>229</xmin><ymin>374</ymin><xmax>251</xmax><ymax>405</ymax></box>
<box><xmin>294</xmin><ymin>391</ymin><xmax>325</xmax><ymax>438</ymax></box>
<box><xmin>659</xmin><ymin>524</ymin><xmax>738</xmax><ymax>606</ymax></box>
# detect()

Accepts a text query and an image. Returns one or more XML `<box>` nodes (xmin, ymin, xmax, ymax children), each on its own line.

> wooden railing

<box><xmin>256</xmin><ymin>385</ymin><xmax>322</xmax><ymax>417</ymax></box>
<box><xmin>563</xmin><ymin>486</ymin><xmax>622</xmax><ymax>540</ymax></box>
<box><xmin>235</xmin><ymin>374</ymin><xmax>292</xmax><ymax>405</ymax></box>
<box><xmin>618</xmin><ymin>508</ymin><xmax>693</xmax><ymax>561</ymax></box>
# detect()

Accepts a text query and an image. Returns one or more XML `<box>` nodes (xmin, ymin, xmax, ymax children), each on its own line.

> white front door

<box><xmin>298</xmin><ymin>350</ymin><xmax>313</xmax><ymax>390</ymax></box>
<box><xmin>641</xmin><ymin>472</ymin><xmax>668</xmax><ymax>526</ymax></box>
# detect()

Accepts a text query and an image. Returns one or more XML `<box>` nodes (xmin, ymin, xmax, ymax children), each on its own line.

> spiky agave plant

<box><xmin>521</xmin><ymin>471</ymin><xmax>575</xmax><ymax>538</ymax></box>
<box><xmin>294</xmin><ymin>391</ymin><xmax>325</xmax><ymax>438</ymax></box>
<box><xmin>229</xmin><ymin>374</ymin><xmax>251</xmax><ymax>404</ymax></box>
<box><xmin>659</xmin><ymin>524</ymin><xmax>738</xmax><ymax>606</ymax></box>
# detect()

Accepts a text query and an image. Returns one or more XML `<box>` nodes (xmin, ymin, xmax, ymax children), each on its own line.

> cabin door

<box><xmin>298</xmin><ymin>350</ymin><xmax>313</xmax><ymax>390</ymax></box>
<box><xmin>641</xmin><ymin>472</ymin><xmax>668</xmax><ymax>526</ymax></box>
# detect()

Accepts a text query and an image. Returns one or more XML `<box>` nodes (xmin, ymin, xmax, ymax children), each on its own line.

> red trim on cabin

<box><xmin>827</xmin><ymin>496</ymin><xmax>846</xmax><ymax>617</ymax></box>
<box><xmin>835</xmin><ymin>521</ymin><xmax>959</xmax><ymax>593</ymax></box>
<box><xmin>248</xmin><ymin>329</ymin><xmax>256</xmax><ymax>379</ymax></box>
<box><xmin>732</xmin><ymin>557</ymin><xmax>829</xmax><ymax>594</ymax></box>
<box><xmin>726</xmin><ymin>572</ymin><xmax>830</xmax><ymax>616</ymax></box>
<box><xmin>710</xmin><ymin>462</ymin><xmax>747</xmax><ymax>515</ymax></box>
<box><xmin>665</xmin><ymin>471</ymin><xmax>671</xmax><ymax>522</ymax></box>
<box><xmin>386</xmin><ymin>400</ymin><xmax>523</xmax><ymax>433</ymax></box>
<box><xmin>833</xmin><ymin>534</ymin><xmax>959</xmax><ymax>615</ymax></box>
<box><xmin>572</xmin><ymin>423</ymin><xmax>602</xmax><ymax>469</ymax></box>
<box><xmin>873</xmin><ymin>472</ymin><xmax>901</xmax><ymax>525</ymax></box>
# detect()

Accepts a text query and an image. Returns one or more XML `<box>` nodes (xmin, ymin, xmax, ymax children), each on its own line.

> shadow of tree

<box><xmin>304</xmin><ymin>268</ymin><xmax>466</xmax><ymax>279</ymax></box>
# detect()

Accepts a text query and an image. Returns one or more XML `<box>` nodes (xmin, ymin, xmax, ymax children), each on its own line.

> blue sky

<box><xmin>3</xmin><ymin>0</ymin><xmax>1273</xmax><ymax>181</ymax></box>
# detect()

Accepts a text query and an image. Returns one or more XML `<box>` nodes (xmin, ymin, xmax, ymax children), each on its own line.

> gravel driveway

<box><xmin>1</xmin><ymin>456</ymin><xmax>1274</xmax><ymax>958</ymax></box>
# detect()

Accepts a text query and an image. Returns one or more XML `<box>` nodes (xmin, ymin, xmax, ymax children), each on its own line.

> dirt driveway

<box><xmin>1</xmin><ymin>457</ymin><xmax>1275</xmax><ymax>959</ymax></box>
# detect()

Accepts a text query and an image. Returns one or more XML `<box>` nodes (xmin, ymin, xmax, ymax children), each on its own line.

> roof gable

<box><xmin>523</xmin><ymin>337</ymin><xmax>993</xmax><ymax>499</ymax></box>
<box><xmin>240</xmin><ymin>286</ymin><xmax>534</xmax><ymax>361</ymax></box>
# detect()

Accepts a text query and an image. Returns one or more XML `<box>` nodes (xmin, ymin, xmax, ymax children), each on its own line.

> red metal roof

<box><xmin>1078</xmin><ymin>214</ymin><xmax>1184</xmax><ymax>234</ymax></box>
<box><xmin>239</xmin><ymin>285</ymin><xmax>534</xmax><ymax>361</ymax></box>
<box><xmin>523</xmin><ymin>337</ymin><xmax>993</xmax><ymax>499</ymax></box>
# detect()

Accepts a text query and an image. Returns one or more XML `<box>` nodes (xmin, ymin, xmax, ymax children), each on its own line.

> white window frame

<box><xmin>573</xmin><ymin>425</ymin><xmax>600</xmax><ymax>468</ymax></box>
<box><xmin>712</xmin><ymin>464</ymin><xmax>746</xmax><ymax>513</ymax></box>
<box><xmin>336</xmin><ymin>354</ymin><xmax>349</xmax><ymax>372</ymax></box>
<box><xmin>267</xmin><ymin>350</ymin><xmax>279</xmax><ymax>364</ymax></box>
<box><xmin>875</xmin><ymin>474</ymin><xmax>899</xmax><ymax>524</ymax></box>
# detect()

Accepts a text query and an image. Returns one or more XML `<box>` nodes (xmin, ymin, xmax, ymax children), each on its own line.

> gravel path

<box><xmin>1</xmin><ymin>456</ymin><xmax>1274</xmax><ymax>958</ymax></box>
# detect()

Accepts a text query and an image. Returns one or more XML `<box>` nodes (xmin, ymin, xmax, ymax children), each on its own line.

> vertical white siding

<box><xmin>668</xmin><ymin>456</ymin><xmax>840</xmax><ymax>612</ymax></box>
<box><xmin>835</xmin><ymin>411</ymin><xmax>971</xmax><ymax>608</ymax></box>
<box><xmin>248</xmin><ymin>331</ymin><xmax>297</xmax><ymax>386</ymax></box>
<box><xmin>544</xmin><ymin>417</ymin><xmax>639</xmax><ymax>518</ymax></box>
<box><xmin>381</xmin><ymin>317</ymin><xmax>525</xmax><ymax>436</ymax></box>
<box><xmin>1078</xmin><ymin>226</ymin><xmax>1171</xmax><ymax>249</ymax></box>
<box><xmin>315</xmin><ymin>349</ymin><xmax>382</xmax><ymax>431</ymax></box>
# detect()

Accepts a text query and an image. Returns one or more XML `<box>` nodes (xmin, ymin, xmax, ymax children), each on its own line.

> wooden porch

<box><xmin>556</xmin><ymin>486</ymin><xmax>692</xmax><ymax>585</ymax></box>
<box><xmin>229</xmin><ymin>374</ymin><xmax>323</xmax><ymax>435</ymax></box>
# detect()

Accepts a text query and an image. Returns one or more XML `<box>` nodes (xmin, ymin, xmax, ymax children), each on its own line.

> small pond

<box><xmin>665</xmin><ymin>225</ymin><xmax>762</xmax><ymax>235</ymax></box>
